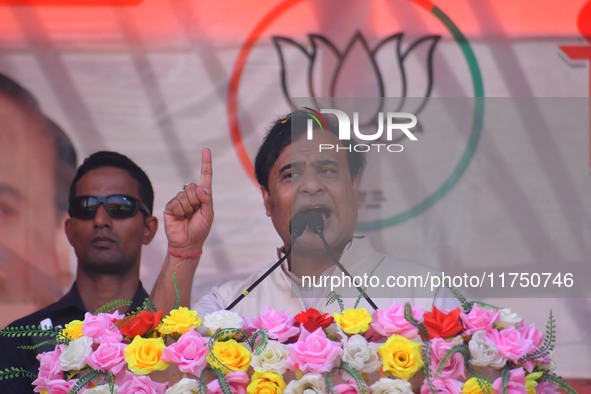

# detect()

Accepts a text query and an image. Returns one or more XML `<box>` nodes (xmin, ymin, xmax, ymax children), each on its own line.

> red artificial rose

<box><xmin>117</xmin><ymin>310</ymin><xmax>164</xmax><ymax>338</ymax></box>
<box><xmin>295</xmin><ymin>308</ymin><xmax>334</xmax><ymax>332</ymax></box>
<box><xmin>423</xmin><ymin>307</ymin><xmax>462</xmax><ymax>339</ymax></box>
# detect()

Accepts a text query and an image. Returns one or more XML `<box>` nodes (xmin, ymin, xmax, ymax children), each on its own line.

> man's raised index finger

<box><xmin>200</xmin><ymin>148</ymin><xmax>212</xmax><ymax>189</ymax></box>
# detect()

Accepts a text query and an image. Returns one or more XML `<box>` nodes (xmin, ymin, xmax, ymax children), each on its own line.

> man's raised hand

<box><xmin>164</xmin><ymin>148</ymin><xmax>213</xmax><ymax>255</ymax></box>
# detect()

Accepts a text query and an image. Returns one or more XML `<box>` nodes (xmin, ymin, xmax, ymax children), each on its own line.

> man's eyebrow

<box><xmin>0</xmin><ymin>183</ymin><xmax>22</xmax><ymax>198</ymax></box>
<box><xmin>278</xmin><ymin>161</ymin><xmax>303</xmax><ymax>174</ymax></box>
<box><xmin>315</xmin><ymin>159</ymin><xmax>338</xmax><ymax>166</ymax></box>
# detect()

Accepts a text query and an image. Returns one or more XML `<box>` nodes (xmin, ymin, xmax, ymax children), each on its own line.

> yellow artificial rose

<box><xmin>377</xmin><ymin>334</ymin><xmax>423</xmax><ymax>381</ymax></box>
<box><xmin>207</xmin><ymin>339</ymin><xmax>252</xmax><ymax>372</ymax></box>
<box><xmin>462</xmin><ymin>377</ymin><xmax>493</xmax><ymax>394</ymax></box>
<box><xmin>60</xmin><ymin>320</ymin><xmax>83</xmax><ymax>340</ymax></box>
<box><xmin>246</xmin><ymin>371</ymin><xmax>286</xmax><ymax>394</ymax></box>
<box><xmin>124</xmin><ymin>335</ymin><xmax>169</xmax><ymax>375</ymax></box>
<box><xmin>158</xmin><ymin>307</ymin><xmax>203</xmax><ymax>335</ymax></box>
<box><xmin>333</xmin><ymin>308</ymin><xmax>372</xmax><ymax>335</ymax></box>
<box><xmin>526</xmin><ymin>371</ymin><xmax>543</xmax><ymax>394</ymax></box>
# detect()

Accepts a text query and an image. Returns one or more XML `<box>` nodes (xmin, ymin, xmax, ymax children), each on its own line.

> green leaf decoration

<box><xmin>212</xmin><ymin>368</ymin><xmax>234</xmax><ymax>394</ymax></box>
<box><xmin>325</xmin><ymin>362</ymin><xmax>368</xmax><ymax>394</ymax></box>
<box><xmin>0</xmin><ymin>325</ymin><xmax>61</xmax><ymax>339</ymax></box>
<box><xmin>471</xmin><ymin>301</ymin><xmax>500</xmax><ymax>310</ymax></box>
<box><xmin>519</xmin><ymin>310</ymin><xmax>555</xmax><ymax>363</ymax></box>
<box><xmin>447</xmin><ymin>285</ymin><xmax>473</xmax><ymax>312</ymax></box>
<box><xmin>465</xmin><ymin>364</ymin><xmax>493</xmax><ymax>393</ymax></box>
<box><xmin>353</xmin><ymin>256</ymin><xmax>384</xmax><ymax>309</ymax></box>
<box><xmin>0</xmin><ymin>367</ymin><xmax>36</xmax><ymax>381</ymax></box>
<box><xmin>198</xmin><ymin>367</ymin><xmax>209</xmax><ymax>394</ymax></box>
<box><xmin>501</xmin><ymin>366</ymin><xmax>511</xmax><ymax>394</ymax></box>
<box><xmin>248</xmin><ymin>330</ymin><xmax>269</xmax><ymax>356</ymax></box>
<box><xmin>93</xmin><ymin>299</ymin><xmax>132</xmax><ymax>315</ymax></box>
<box><xmin>207</xmin><ymin>328</ymin><xmax>250</xmax><ymax>373</ymax></box>
<box><xmin>435</xmin><ymin>343</ymin><xmax>470</xmax><ymax>377</ymax></box>
<box><xmin>173</xmin><ymin>272</ymin><xmax>181</xmax><ymax>311</ymax></box>
<box><xmin>539</xmin><ymin>372</ymin><xmax>577</xmax><ymax>394</ymax></box>
<box><xmin>18</xmin><ymin>339</ymin><xmax>61</xmax><ymax>350</ymax></box>
<box><xmin>68</xmin><ymin>369</ymin><xmax>105</xmax><ymax>394</ymax></box>
<box><xmin>141</xmin><ymin>297</ymin><xmax>158</xmax><ymax>312</ymax></box>
<box><xmin>403</xmin><ymin>302</ymin><xmax>429</xmax><ymax>341</ymax></box>
<box><xmin>340</xmin><ymin>362</ymin><xmax>368</xmax><ymax>394</ymax></box>
<box><xmin>105</xmin><ymin>371</ymin><xmax>116</xmax><ymax>394</ymax></box>
<box><xmin>474</xmin><ymin>378</ymin><xmax>493</xmax><ymax>394</ymax></box>
<box><xmin>326</xmin><ymin>291</ymin><xmax>344</xmax><ymax>313</ymax></box>
<box><xmin>421</xmin><ymin>341</ymin><xmax>436</xmax><ymax>393</ymax></box>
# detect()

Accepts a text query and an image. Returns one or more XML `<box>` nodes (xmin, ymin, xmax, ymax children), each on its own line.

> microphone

<box><xmin>290</xmin><ymin>211</ymin><xmax>307</xmax><ymax>239</ymax></box>
<box><xmin>304</xmin><ymin>210</ymin><xmax>378</xmax><ymax>310</ymax></box>
<box><xmin>226</xmin><ymin>213</ymin><xmax>306</xmax><ymax>311</ymax></box>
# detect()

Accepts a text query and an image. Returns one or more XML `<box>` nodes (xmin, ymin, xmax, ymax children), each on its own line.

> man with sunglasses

<box><xmin>0</xmin><ymin>151</ymin><xmax>158</xmax><ymax>392</ymax></box>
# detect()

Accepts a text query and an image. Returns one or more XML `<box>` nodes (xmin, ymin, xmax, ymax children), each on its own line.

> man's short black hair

<box><xmin>69</xmin><ymin>151</ymin><xmax>154</xmax><ymax>215</ymax></box>
<box><xmin>254</xmin><ymin>110</ymin><xmax>366</xmax><ymax>190</ymax></box>
<box><xmin>0</xmin><ymin>73</ymin><xmax>77</xmax><ymax>218</ymax></box>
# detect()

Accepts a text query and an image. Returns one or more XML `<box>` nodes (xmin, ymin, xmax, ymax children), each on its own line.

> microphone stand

<box><xmin>226</xmin><ymin>213</ymin><xmax>306</xmax><ymax>311</ymax></box>
<box><xmin>306</xmin><ymin>211</ymin><xmax>378</xmax><ymax>311</ymax></box>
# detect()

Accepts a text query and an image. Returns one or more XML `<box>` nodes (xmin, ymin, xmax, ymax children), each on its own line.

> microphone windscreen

<box><xmin>305</xmin><ymin>210</ymin><xmax>324</xmax><ymax>234</ymax></box>
<box><xmin>290</xmin><ymin>212</ymin><xmax>307</xmax><ymax>239</ymax></box>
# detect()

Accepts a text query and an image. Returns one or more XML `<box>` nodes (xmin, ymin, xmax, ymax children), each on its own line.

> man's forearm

<box><xmin>150</xmin><ymin>253</ymin><xmax>199</xmax><ymax>313</ymax></box>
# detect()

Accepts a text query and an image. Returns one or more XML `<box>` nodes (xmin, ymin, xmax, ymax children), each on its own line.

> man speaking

<box><xmin>152</xmin><ymin>111</ymin><xmax>451</xmax><ymax>316</ymax></box>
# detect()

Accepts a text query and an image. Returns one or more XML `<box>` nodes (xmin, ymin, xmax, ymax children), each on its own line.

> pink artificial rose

<box><xmin>245</xmin><ymin>306</ymin><xmax>300</xmax><ymax>343</ymax></box>
<box><xmin>518</xmin><ymin>322</ymin><xmax>547</xmax><ymax>371</ymax></box>
<box><xmin>118</xmin><ymin>371</ymin><xmax>167</xmax><ymax>394</ymax></box>
<box><xmin>420</xmin><ymin>377</ymin><xmax>463</xmax><ymax>393</ymax></box>
<box><xmin>371</xmin><ymin>301</ymin><xmax>424</xmax><ymax>339</ymax></box>
<box><xmin>206</xmin><ymin>371</ymin><xmax>249</xmax><ymax>394</ymax></box>
<box><xmin>487</xmin><ymin>326</ymin><xmax>532</xmax><ymax>363</ymax></box>
<box><xmin>42</xmin><ymin>378</ymin><xmax>78</xmax><ymax>393</ymax></box>
<box><xmin>82</xmin><ymin>311</ymin><xmax>123</xmax><ymax>344</ymax></box>
<box><xmin>85</xmin><ymin>341</ymin><xmax>127</xmax><ymax>375</ymax></box>
<box><xmin>459</xmin><ymin>305</ymin><xmax>499</xmax><ymax>335</ymax></box>
<box><xmin>33</xmin><ymin>348</ymin><xmax>64</xmax><ymax>391</ymax></box>
<box><xmin>333</xmin><ymin>379</ymin><xmax>362</xmax><ymax>393</ymax></box>
<box><xmin>160</xmin><ymin>329</ymin><xmax>209</xmax><ymax>376</ymax></box>
<box><xmin>290</xmin><ymin>327</ymin><xmax>343</xmax><ymax>374</ymax></box>
<box><xmin>535</xmin><ymin>381</ymin><xmax>562</xmax><ymax>393</ymax></box>
<box><xmin>493</xmin><ymin>367</ymin><xmax>527</xmax><ymax>394</ymax></box>
<box><xmin>428</xmin><ymin>336</ymin><xmax>465</xmax><ymax>380</ymax></box>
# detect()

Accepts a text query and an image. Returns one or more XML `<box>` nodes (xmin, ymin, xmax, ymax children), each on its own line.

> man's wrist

<box><xmin>167</xmin><ymin>245</ymin><xmax>203</xmax><ymax>259</ymax></box>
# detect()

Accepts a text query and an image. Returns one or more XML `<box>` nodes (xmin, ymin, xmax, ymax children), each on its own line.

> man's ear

<box><xmin>143</xmin><ymin>216</ymin><xmax>158</xmax><ymax>245</ymax></box>
<box><xmin>260</xmin><ymin>186</ymin><xmax>271</xmax><ymax>217</ymax></box>
<box><xmin>56</xmin><ymin>213</ymin><xmax>73</xmax><ymax>287</ymax></box>
<box><xmin>64</xmin><ymin>217</ymin><xmax>75</xmax><ymax>247</ymax></box>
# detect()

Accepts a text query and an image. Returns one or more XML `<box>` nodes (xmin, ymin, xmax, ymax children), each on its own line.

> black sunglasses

<box><xmin>68</xmin><ymin>194</ymin><xmax>150</xmax><ymax>219</ymax></box>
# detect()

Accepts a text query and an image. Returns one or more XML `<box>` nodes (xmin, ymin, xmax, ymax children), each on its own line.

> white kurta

<box><xmin>193</xmin><ymin>237</ymin><xmax>456</xmax><ymax>317</ymax></box>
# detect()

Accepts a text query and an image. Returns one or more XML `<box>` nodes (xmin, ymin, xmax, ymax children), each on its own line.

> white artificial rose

<box><xmin>202</xmin><ymin>310</ymin><xmax>244</xmax><ymax>334</ymax></box>
<box><xmin>284</xmin><ymin>373</ymin><xmax>326</xmax><ymax>394</ymax></box>
<box><xmin>83</xmin><ymin>384</ymin><xmax>120</xmax><ymax>393</ymax></box>
<box><xmin>496</xmin><ymin>308</ymin><xmax>522</xmax><ymax>328</ymax></box>
<box><xmin>251</xmin><ymin>340</ymin><xmax>292</xmax><ymax>374</ymax></box>
<box><xmin>469</xmin><ymin>330</ymin><xmax>507</xmax><ymax>369</ymax></box>
<box><xmin>165</xmin><ymin>378</ymin><xmax>201</xmax><ymax>394</ymax></box>
<box><xmin>341</xmin><ymin>334</ymin><xmax>381</xmax><ymax>374</ymax></box>
<box><xmin>370</xmin><ymin>378</ymin><xmax>414</xmax><ymax>394</ymax></box>
<box><xmin>59</xmin><ymin>336</ymin><xmax>93</xmax><ymax>371</ymax></box>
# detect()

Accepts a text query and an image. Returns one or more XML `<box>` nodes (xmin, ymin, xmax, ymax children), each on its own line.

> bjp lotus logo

<box><xmin>271</xmin><ymin>31</ymin><xmax>439</xmax><ymax>143</ymax></box>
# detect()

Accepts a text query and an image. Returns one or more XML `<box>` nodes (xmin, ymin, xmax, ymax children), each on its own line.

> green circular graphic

<box><xmin>356</xmin><ymin>4</ymin><xmax>485</xmax><ymax>231</ymax></box>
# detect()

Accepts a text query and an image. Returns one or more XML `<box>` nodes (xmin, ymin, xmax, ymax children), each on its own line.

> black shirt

<box><xmin>0</xmin><ymin>281</ymin><xmax>149</xmax><ymax>393</ymax></box>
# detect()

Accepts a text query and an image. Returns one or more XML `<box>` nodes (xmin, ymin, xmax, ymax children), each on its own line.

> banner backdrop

<box><xmin>0</xmin><ymin>0</ymin><xmax>590</xmax><ymax>377</ymax></box>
